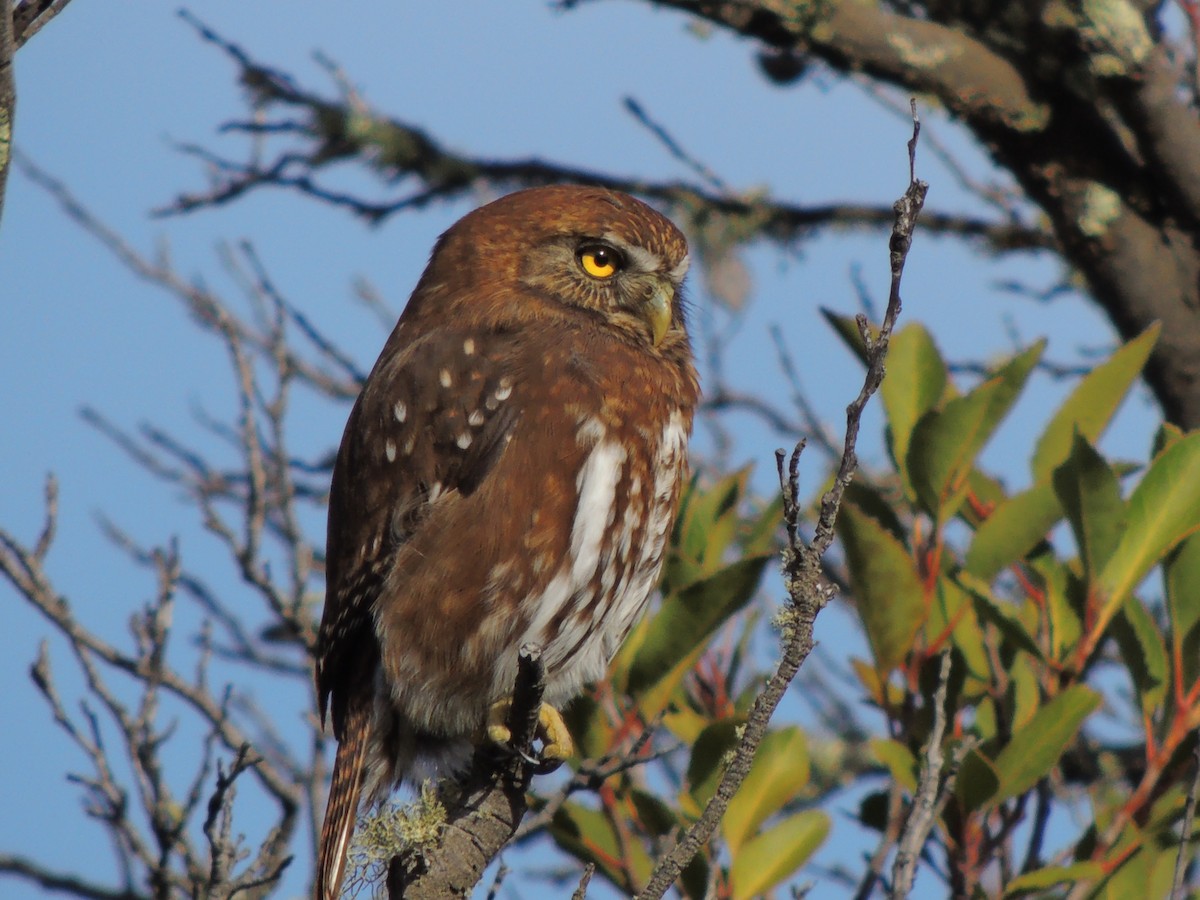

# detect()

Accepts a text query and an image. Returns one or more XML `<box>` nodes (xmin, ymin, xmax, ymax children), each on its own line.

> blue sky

<box><xmin>0</xmin><ymin>3</ymin><xmax>1159</xmax><ymax>898</ymax></box>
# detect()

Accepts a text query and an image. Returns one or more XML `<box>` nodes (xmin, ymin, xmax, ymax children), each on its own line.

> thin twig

<box><xmin>161</xmin><ymin>16</ymin><xmax>1045</xmax><ymax>255</ymax></box>
<box><xmin>891</xmin><ymin>651</ymin><xmax>952</xmax><ymax>897</ymax></box>
<box><xmin>1171</xmin><ymin>740</ymin><xmax>1200</xmax><ymax>899</ymax></box>
<box><xmin>571</xmin><ymin>863</ymin><xmax>596</xmax><ymax>900</ymax></box>
<box><xmin>635</xmin><ymin>100</ymin><xmax>926</xmax><ymax>900</ymax></box>
<box><xmin>623</xmin><ymin>96</ymin><xmax>730</xmax><ymax>194</ymax></box>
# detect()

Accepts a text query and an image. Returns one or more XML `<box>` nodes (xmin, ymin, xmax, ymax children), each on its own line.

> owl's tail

<box><xmin>316</xmin><ymin>695</ymin><xmax>370</xmax><ymax>900</ymax></box>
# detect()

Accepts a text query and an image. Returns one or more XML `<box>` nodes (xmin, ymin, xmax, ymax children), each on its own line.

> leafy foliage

<box><xmin>540</xmin><ymin>320</ymin><xmax>1200</xmax><ymax>897</ymax></box>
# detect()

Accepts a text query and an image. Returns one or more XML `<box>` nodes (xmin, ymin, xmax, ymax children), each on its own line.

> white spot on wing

<box><xmin>440</xmin><ymin>369</ymin><xmax>453</xmax><ymax>388</ymax></box>
<box><xmin>394</xmin><ymin>401</ymin><xmax>407</xmax><ymax>423</ymax></box>
<box><xmin>456</xmin><ymin>432</ymin><xmax>473</xmax><ymax>450</ymax></box>
<box><xmin>494</xmin><ymin>377</ymin><xmax>513</xmax><ymax>401</ymax></box>
<box><xmin>385</xmin><ymin>440</ymin><xmax>397</xmax><ymax>462</ymax></box>
<box><xmin>468</xmin><ymin>410</ymin><xmax>485</xmax><ymax>427</ymax></box>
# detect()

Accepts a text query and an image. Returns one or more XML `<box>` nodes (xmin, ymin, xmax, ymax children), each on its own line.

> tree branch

<box><xmin>636</xmin><ymin>101</ymin><xmax>926</xmax><ymax>900</ymax></box>
<box><xmin>13</xmin><ymin>0</ymin><xmax>76</xmax><ymax>48</ymax></box>
<box><xmin>890</xmin><ymin>651</ymin><xmax>970</xmax><ymax>898</ymax></box>
<box><xmin>161</xmin><ymin>13</ymin><xmax>1046</xmax><ymax>259</ymax></box>
<box><xmin>0</xmin><ymin>0</ymin><xmax>13</xmax><ymax>228</ymax></box>
<box><xmin>385</xmin><ymin>645</ymin><xmax>555</xmax><ymax>898</ymax></box>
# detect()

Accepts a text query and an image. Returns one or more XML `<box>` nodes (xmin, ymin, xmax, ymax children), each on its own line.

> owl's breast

<box><xmin>515</xmin><ymin>404</ymin><xmax>691</xmax><ymax>706</ymax></box>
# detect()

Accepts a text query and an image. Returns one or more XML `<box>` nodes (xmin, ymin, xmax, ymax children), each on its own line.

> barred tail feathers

<box><xmin>315</xmin><ymin>697</ymin><xmax>370</xmax><ymax>900</ymax></box>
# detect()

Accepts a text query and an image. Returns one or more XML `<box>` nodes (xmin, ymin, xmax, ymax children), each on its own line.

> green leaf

<box><xmin>1111</xmin><ymin>599</ymin><xmax>1168</xmax><ymax>714</ymax></box>
<box><xmin>958</xmin><ymin>573</ymin><xmax>1043</xmax><ymax>660</ymax></box>
<box><xmin>837</xmin><ymin>503</ymin><xmax>925</xmax><ymax>671</ymax></box>
<box><xmin>630</xmin><ymin>789</ymin><xmax>677</xmax><ymax>837</ymax></box>
<box><xmin>1166</xmin><ymin>533</ymin><xmax>1200</xmax><ymax>686</ymax></box>
<box><xmin>956</xmin><ymin>748</ymin><xmax>1001</xmax><ymax>813</ymax></box>
<box><xmin>964</xmin><ymin>482</ymin><xmax>1061</xmax><ymax>582</ymax></box>
<box><xmin>843</xmin><ymin>480</ymin><xmax>907</xmax><ymax>545</ymax></box>
<box><xmin>740</xmin><ymin>494</ymin><xmax>784</xmax><ymax>557</ymax></box>
<box><xmin>669</xmin><ymin>469</ymin><xmax>752</xmax><ymax>588</ymax></box>
<box><xmin>858</xmin><ymin>791</ymin><xmax>890</xmax><ymax>831</ymax></box>
<box><xmin>1052</xmin><ymin>433</ymin><xmax>1126</xmax><ymax>579</ymax></box>
<box><xmin>1097</xmin><ymin>432</ymin><xmax>1200</xmax><ymax>634</ymax></box>
<box><xmin>881</xmin><ymin>323</ymin><xmax>948</xmax><ymax>495</ymax></box>
<box><xmin>1091</xmin><ymin>827</ymin><xmax>1178</xmax><ymax>899</ymax></box>
<box><xmin>685</xmin><ymin>717</ymin><xmax>744</xmax><ymax>811</ymax></box>
<box><xmin>728</xmin><ymin>810</ymin><xmax>830</xmax><ymax>900</ymax></box>
<box><xmin>1009</xmin><ymin>654</ymin><xmax>1041</xmax><ymax>731</ymax></box>
<box><xmin>1003</xmin><ymin>862</ymin><xmax>1106</xmax><ymax>896</ymax></box>
<box><xmin>562</xmin><ymin>693</ymin><xmax>609</xmax><ymax>761</ymax></box>
<box><xmin>550</xmin><ymin>801</ymin><xmax>652</xmax><ymax>888</ymax></box>
<box><xmin>1030</xmin><ymin>551</ymin><xmax>1084</xmax><ymax>661</ymax></box>
<box><xmin>871</xmin><ymin>738</ymin><xmax>918</xmax><ymax>793</ymax></box>
<box><xmin>626</xmin><ymin>554</ymin><xmax>771</xmax><ymax>716</ymax></box>
<box><xmin>929</xmin><ymin>577</ymin><xmax>989</xmax><ymax>685</ymax></box>
<box><xmin>991</xmin><ymin>685</ymin><xmax>1100</xmax><ymax>805</ymax></box>
<box><xmin>908</xmin><ymin>342</ymin><xmax>1043</xmax><ymax>521</ymax></box>
<box><xmin>1031</xmin><ymin>323</ymin><xmax>1159</xmax><ymax>480</ymax></box>
<box><xmin>723</xmin><ymin>727</ymin><xmax>810</xmax><ymax>853</ymax></box>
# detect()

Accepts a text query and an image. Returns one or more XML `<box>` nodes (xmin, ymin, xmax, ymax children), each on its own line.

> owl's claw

<box><xmin>485</xmin><ymin>700</ymin><xmax>574</xmax><ymax>769</ymax></box>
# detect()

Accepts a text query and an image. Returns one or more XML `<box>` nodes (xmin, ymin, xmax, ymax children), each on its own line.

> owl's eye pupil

<box><xmin>579</xmin><ymin>245</ymin><xmax>620</xmax><ymax>279</ymax></box>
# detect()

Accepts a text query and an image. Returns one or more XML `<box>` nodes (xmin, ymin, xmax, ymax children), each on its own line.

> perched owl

<box><xmin>314</xmin><ymin>185</ymin><xmax>699</xmax><ymax>899</ymax></box>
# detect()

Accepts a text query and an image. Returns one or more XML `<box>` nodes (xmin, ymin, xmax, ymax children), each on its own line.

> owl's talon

<box><xmin>486</xmin><ymin>699</ymin><xmax>515</xmax><ymax>746</ymax></box>
<box><xmin>537</xmin><ymin>704</ymin><xmax>574</xmax><ymax>762</ymax></box>
<box><xmin>484</xmin><ymin>699</ymin><xmax>574</xmax><ymax>767</ymax></box>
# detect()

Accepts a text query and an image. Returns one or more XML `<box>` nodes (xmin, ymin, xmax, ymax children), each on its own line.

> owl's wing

<box><xmin>316</xmin><ymin>325</ymin><xmax>522</xmax><ymax>734</ymax></box>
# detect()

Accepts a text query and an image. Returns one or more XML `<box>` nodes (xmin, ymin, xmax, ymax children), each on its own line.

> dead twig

<box><xmin>635</xmin><ymin>100</ymin><xmax>927</xmax><ymax>900</ymax></box>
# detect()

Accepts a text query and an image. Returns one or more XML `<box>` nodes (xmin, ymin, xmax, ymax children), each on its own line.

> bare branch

<box><xmin>0</xmin><ymin>0</ymin><xmax>13</xmax><ymax>226</ymax></box>
<box><xmin>0</xmin><ymin>853</ymin><xmax>144</xmax><ymax>900</ymax></box>
<box><xmin>160</xmin><ymin>15</ymin><xmax>1046</xmax><ymax>258</ymax></box>
<box><xmin>385</xmin><ymin>646</ymin><xmax>556</xmax><ymax>898</ymax></box>
<box><xmin>571</xmin><ymin>863</ymin><xmax>596</xmax><ymax>900</ymax></box>
<box><xmin>12</xmin><ymin>0</ymin><xmax>75</xmax><ymax>48</ymax></box>
<box><xmin>890</xmin><ymin>651</ymin><xmax>953</xmax><ymax>898</ymax></box>
<box><xmin>636</xmin><ymin>102</ymin><xmax>926</xmax><ymax>900</ymax></box>
<box><xmin>622</xmin><ymin>96</ymin><xmax>730</xmax><ymax>195</ymax></box>
<box><xmin>1171</xmin><ymin>740</ymin><xmax>1200</xmax><ymax>900</ymax></box>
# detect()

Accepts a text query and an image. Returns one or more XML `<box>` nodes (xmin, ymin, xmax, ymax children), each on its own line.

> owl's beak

<box><xmin>646</xmin><ymin>278</ymin><xmax>672</xmax><ymax>347</ymax></box>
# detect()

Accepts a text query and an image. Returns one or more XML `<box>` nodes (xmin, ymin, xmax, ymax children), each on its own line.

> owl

<box><xmin>314</xmin><ymin>185</ymin><xmax>699</xmax><ymax>899</ymax></box>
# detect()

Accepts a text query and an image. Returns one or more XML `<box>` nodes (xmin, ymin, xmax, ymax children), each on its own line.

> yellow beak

<box><xmin>646</xmin><ymin>279</ymin><xmax>672</xmax><ymax>347</ymax></box>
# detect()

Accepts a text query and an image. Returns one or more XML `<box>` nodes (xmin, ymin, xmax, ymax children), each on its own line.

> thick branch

<box><xmin>634</xmin><ymin>0</ymin><xmax>1200</xmax><ymax>428</ymax></box>
<box><xmin>647</xmin><ymin>0</ymin><xmax>1048</xmax><ymax>131</ymax></box>
<box><xmin>13</xmin><ymin>0</ymin><xmax>76</xmax><ymax>47</ymax></box>
<box><xmin>385</xmin><ymin>646</ymin><xmax>553</xmax><ymax>899</ymax></box>
<box><xmin>0</xmin><ymin>0</ymin><xmax>12</xmax><ymax>227</ymax></box>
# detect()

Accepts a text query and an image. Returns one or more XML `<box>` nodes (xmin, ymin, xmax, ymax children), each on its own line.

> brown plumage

<box><xmin>314</xmin><ymin>185</ymin><xmax>698</xmax><ymax>899</ymax></box>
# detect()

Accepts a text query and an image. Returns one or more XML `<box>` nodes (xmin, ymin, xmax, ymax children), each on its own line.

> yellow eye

<box><xmin>579</xmin><ymin>245</ymin><xmax>620</xmax><ymax>279</ymax></box>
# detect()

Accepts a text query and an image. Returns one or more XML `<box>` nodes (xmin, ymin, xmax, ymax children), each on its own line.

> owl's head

<box><xmin>415</xmin><ymin>185</ymin><xmax>691</xmax><ymax>354</ymax></box>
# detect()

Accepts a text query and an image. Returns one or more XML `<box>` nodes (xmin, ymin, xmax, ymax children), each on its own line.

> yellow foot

<box><xmin>486</xmin><ymin>700</ymin><xmax>575</xmax><ymax>764</ymax></box>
